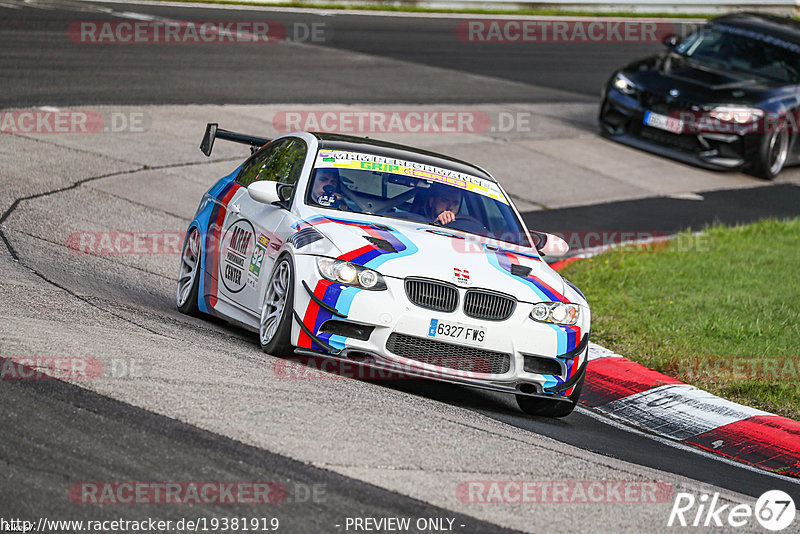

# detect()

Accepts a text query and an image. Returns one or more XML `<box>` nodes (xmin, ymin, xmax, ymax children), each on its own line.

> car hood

<box><xmin>623</xmin><ymin>52</ymin><xmax>782</xmax><ymax>104</ymax></box>
<box><xmin>292</xmin><ymin>212</ymin><xmax>569</xmax><ymax>304</ymax></box>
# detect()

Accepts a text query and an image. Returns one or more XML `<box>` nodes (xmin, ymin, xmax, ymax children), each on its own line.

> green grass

<box><xmin>560</xmin><ymin>218</ymin><xmax>800</xmax><ymax>420</ymax></box>
<box><xmin>152</xmin><ymin>0</ymin><xmax>714</xmax><ymax>18</ymax></box>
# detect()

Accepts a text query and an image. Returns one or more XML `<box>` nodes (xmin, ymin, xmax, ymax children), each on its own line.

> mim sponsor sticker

<box><xmin>219</xmin><ymin>220</ymin><xmax>255</xmax><ymax>293</ymax></box>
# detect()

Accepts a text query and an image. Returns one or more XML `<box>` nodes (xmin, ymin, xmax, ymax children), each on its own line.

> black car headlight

<box><xmin>708</xmin><ymin>106</ymin><xmax>763</xmax><ymax>124</ymax></box>
<box><xmin>316</xmin><ymin>257</ymin><xmax>386</xmax><ymax>290</ymax></box>
<box><xmin>612</xmin><ymin>72</ymin><xmax>637</xmax><ymax>95</ymax></box>
<box><xmin>530</xmin><ymin>302</ymin><xmax>580</xmax><ymax>326</ymax></box>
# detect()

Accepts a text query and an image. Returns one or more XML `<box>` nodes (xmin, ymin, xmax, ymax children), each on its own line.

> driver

<box><xmin>415</xmin><ymin>183</ymin><xmax>462</xmax><ymax>225</ymax></box>
<box><xmin>310</xmin><ymin>168</ymin><xmax>347</xmax><ymax>209</ymax></box>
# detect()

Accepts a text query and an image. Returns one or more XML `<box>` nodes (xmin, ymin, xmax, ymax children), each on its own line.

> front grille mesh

<box><xmin>639</xmin><ymin>90</ymin><xmax>696</xmax><ymax>115</ymax></box>
<box><xmin>405</xmin><ymin>279</ymin><xmax>458</xmax><ymax>313</ymax></box>
<box><xmin>386</xmin><ymin>333</ymin><xmax>511</xmax><ymax>374</ymax></box>
<box><xmin>464</xmin><ymin>290</ymin><xmax>516</xmax><ymax>321</ymax></box>
<box><xmin>639</xmin><ymin>126</ymin><xmax>698</xmax><ymax>151</ymax></box>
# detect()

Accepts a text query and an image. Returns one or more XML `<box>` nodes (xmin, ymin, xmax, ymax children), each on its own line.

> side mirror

<box><xmin>663</xmin><ymin>34</ymin><xmax>679</xmax><ymax>49</ymax></box>
<box><xmin>532</xmin><ymin>232</ymin><xmax>569</xmax><ymax>258</ymax></box>
<box><xmin>277</xmin><ymin>183</ymin><xmax>295</xmax><ymax>202</ymax></box>
<box><xmin>247</xmin><ymin>181</ymin><xmax>280</xmax><ymax>204</ymax></box>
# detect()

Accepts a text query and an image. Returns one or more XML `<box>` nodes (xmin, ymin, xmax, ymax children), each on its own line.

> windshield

<box><xmin>306</xmin><ymin>149</ymin><xmax>530</xmax><ymax>246</ymax></box>
<box><xmin>675</xmin><ymin>26</ymin><xmax>800</xmax><ymax>83</ymax></box>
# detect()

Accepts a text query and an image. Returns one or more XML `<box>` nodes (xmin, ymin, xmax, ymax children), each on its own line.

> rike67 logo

<box><xmin>668</xmin><ymin>490</ymin><xmax>796</xmax><ymax>531</ymax></box>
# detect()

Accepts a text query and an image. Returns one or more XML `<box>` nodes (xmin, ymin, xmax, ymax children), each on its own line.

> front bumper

<box><xmin>599</xmin><ymin>86</ymin><xmax>762</xmax><ymax>170</ymax></box>
<box><xmin>290</xmin><ymin>255</ymin><xmax>589</xmax><ymax>399</ymax></box>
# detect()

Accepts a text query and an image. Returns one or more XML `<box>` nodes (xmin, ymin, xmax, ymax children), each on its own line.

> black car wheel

<box><xmin>752</xmin><ymin>125</ymin><xmax>789</xmax><ymax>180</ymax></box>
<box><xmin>177</xmin><ymin>227</ymin><xmax>202</xmax><ymax>316</ymax></box>
<box><xmin>259</xmin><ymin>255</ymin><xmax>295</xmax><ymax>355</ymax></box>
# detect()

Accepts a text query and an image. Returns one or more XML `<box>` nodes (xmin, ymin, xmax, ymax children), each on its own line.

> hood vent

<box><xmin>510</xmin><ymin>264</ymin><xmax>532</xmax><ymax>277</ymax></box>
<box><xmin>364</xmin><ymin>236</ymin><xmax>397</xmax><ymax>253</ymax></box>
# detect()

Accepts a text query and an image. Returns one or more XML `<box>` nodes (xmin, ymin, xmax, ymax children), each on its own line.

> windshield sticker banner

<box><xmin>315</xmin><ymin>150</ymin><xmax>509</xmax><ymax>204</ymax></box>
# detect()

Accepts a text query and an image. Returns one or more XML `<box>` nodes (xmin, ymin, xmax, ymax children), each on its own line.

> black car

<box><xmin>599</xmin><ymin>12</ymin><xmax>800</xmax><ymax>179</ymax></box>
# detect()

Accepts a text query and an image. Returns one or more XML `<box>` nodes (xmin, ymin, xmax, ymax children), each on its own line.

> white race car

<box><xmin>178</xmin><ymin>125</ymin><xmax>590</xmax><ymax>417</ymax></box>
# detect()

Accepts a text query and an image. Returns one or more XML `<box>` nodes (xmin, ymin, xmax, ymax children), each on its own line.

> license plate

<box><xmin>644</xmin><ymin>111</ymin><xmax>683</xmax><ymax>134</ymax></box>
<box><xmin>427</xmin><ymin>319</ymin><xmax>485</xmax><ymax>346</ymax></box>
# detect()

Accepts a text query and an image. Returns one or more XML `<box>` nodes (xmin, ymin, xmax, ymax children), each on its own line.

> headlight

<box><xmin>316</xmin><ymin>257</ymin><xmax>386</xmax><ymax>290</ymax></box>
<box><xmin>612</xmin><ymin>72</ymin><xmax>637</xmax><ymax>95</ymax></box>
<box><xmin>530</xmin><ymin>302</ymin><xmax>580</xmax><ymax>326</ymax></box>
<box><xmin>708</xmin><ymin>106</ymin><xmax>763</xmax><ymax>124</ymax></box>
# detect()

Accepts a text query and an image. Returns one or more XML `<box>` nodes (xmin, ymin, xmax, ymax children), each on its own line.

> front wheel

<box><xmin>177</xmin><ymin>227</ymin><xmax>201</xmax><ymax>316</ymax></box>
<box><xmin>751</xmin><ymin>126</ymin><xmax>789</xmax><ymax>180</ymax></box>
<box><xmin>516</xmin><ymin>368</ymin><xmax>585</xmax><ymax>418</ymax></box>
<box><xmin>259</xmin><ymin>256</ymin><xmax>295</xmax><ymax>355</ymax></box>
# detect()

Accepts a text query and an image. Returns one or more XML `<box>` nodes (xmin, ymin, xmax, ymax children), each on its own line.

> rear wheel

<box><xmin>176</xmin><ymin>227</ymin><xmax>201</xmax><ymax>316</ymax></box>
<box><xmin>516</xmin><ymin>367</ymin><xmax>585</xmax><ymax>418</ymax></box>
<box><xmin>751</xmin><ymin>125</ymin><xmax>789</xmax><ymax>180</ymax></box>
<box><xmin>259</xmin><ymin>256</ymin><xmax>295</xmax><ymax>355</ymax></box>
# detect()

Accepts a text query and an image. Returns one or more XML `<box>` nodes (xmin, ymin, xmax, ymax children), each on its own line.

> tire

<box><xmin>751</xmin><ymin>125</ymin><xmax>789</xmax><ymax>180</ymax></box>
<box><xmin>259</xmin><ymin>255</ymin><xmax>295</xmax><ymax>355</ymax></box>
<box><xmin>176</xmin><ymin>227</ymin><xmax>202</xmax><ymax>316</ymax></box>
<box><xmin>516</xmin><ymin>366</ymin><xmax>585</xmax><ymax>418</ymax></box>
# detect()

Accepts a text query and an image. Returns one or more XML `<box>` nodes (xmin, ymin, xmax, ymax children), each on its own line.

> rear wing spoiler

<box><xmin>200</xmin><ymin>123</ymin><xmax>271</xmax><ymax>156</ymax></box>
